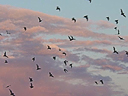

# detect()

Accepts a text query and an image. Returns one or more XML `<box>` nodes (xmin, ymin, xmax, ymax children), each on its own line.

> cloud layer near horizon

<box><xmin>0</xmin><ymin>5</ymin><xmax>128</xmax><ymax>96</ymax></box>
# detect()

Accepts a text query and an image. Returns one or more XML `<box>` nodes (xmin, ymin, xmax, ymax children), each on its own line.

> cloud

<box><xmin>106</xmin><ymin>51</ymin><xmax>128</xmax><ymax>63</ymax></box>
<box><xmin>0</xmin><ymin>5</ymin><xmax>127</xmax><ymax>96</ymax></box>
<box><xmin>27</xmin><ymin>26</ymin><xmax>48</xmax><ymax>33</ymax></box>
<box><xmin>95</xmin><ymin>20</ymin><xmax>115</xmax><ymax>29</ymax></box>
<box><xmin>81</xmin><ymin>55</ymin><xmax>124</xmax><ymax>72</ymax></box>
<box><xmin>0</xmin><ymin>5</ymin><xmax>118</xmax><ymax>41</ymax></box>
<box><xmin>102</xmin><ymin>64</ymin><xmax>122</xmax><ymax>71</ymax></box>
<box><xmin>84</xmin><ymin>47</ymin><xmax>111</xmax><ymax>54</ymax></box>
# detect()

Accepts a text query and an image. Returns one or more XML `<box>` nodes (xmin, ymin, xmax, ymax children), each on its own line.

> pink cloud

<box><xmin>102</xmin><ymin>64</ymin><xmax>123</xmax><ymax>71</ymax></box>
<box><xmin>0</xmin><ymin>5</ymin><xmax>127</xmax><ymax>96</ymax></box>
<box><xmin>95</xmin><ymin>20</ymin><xmax>115</xmax><ymax>29</ymax></box>
<box><xmin>27</xmin><ymin>26</ymin><xmax>48</xmax><ymax>33</ymax></box>
<box><xmin>81</xmin><ymin>55</ymin><xmax>125</xmax><ymax>72</ymax></box>
<box><xmin>0</xmin><ymin>5</ymin><xmax>118</xmax><ymax>42</ymax></box>
<box><xmin>84</xmin><ymin>47</ymin><xmax>111</xmax><ymax>54</ymax></box>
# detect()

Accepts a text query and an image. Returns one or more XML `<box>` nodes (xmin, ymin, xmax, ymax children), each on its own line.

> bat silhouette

<box><xmin>106</xmin><ymin>16</ymin><xmax>109</xmax><ymax>21</ymax></box>
<box><xmin>6</xmin><ymin>85</ymin><xmax>11</xmax><ymax>88</ymax></box>
<box><xmin>3</xmin><ymin>52</ymin><xmax>8</xmax><ymax>58</ymax></box>
<box><xmin>72</xmin><ymin>17</ymin><xmax>76</xmax><ymax>23</ymax></box>
<box><xmin>29</xmin><ymin>77</ymin><xmax>33</xmax><ymax>82</ymax></box>
<box><xmin>9</xmin><ymin>89</ymin><xmax>15</xmax><ymax>96</ymax></box>
<box><xmin>89</xmin><ymin>0</ymin><xmax>91</xmax><ymax>3</ymax></box>
<box><xmin>113</xmin><ymin>47</ymin><xmax>118</xmax><ymax>54</ymax></box>
<box><xmin>115</xmin><ymin>20</ymin><xmax>118</xmax><ymax>24</ymax></box>
<box><xmin>95</xmin><ymin>81</ymin><xmax>98</xmax><ymax>84</ymax></box>
<box><xmin>56</xmin><ymin>6</ymin><xmax>60</xmax><ymax>11</ymax></box>
<box><xmin>47</xmin><ymin>45</ymin><xmax>51</xmax><ymax>50</ymax></box>
<box><xmin>59</xmin><ymin>48</ymin><xmax>61</xmax><ymax>51</ymax></box>
<box><xmin>117</xmin><ymin>29</ymin><xmax>120</xmax><ymax>35</ymax></box>
<box><xmin>125</xmin><ymin>51</ymin><xmax>128</xmax><ymax>56</ymax></box>
<box><xmin>64</xmin><ymin>69</ymin><xmax>68</xmax><ymax>73</ymax></box>
<box><xmin>36</xmin><ymin>64</ymin><xmax>41</xmax><ymax>70</ymax></box>
<box><xmin>30</xmin><ymin>83</ymin><xmax>34</xmax><ymax>88</ymax></box>
<box><xmin>114</xmin><ymin>27</ymin><xmax>117</xmax><ymax>30</ymax></box>
<box><xmin>38</xmin><ymin>17</ymin><xmax>42</xmax><ymax>22</ymax></box>
<box><xmin>84</xmin><ymin>15</ymin><xmax>88</xmax><ymax>21</ymax></box>
<box><xmin>24</xmin><ymin>27</ymin><xmax>27</xmax><ymax>31</ymax></box>
<box><xmin>68</xmin><ymin>35</ymin><xmax>75</xmax><ymax>41</ymax></box>
<box><xmin>118</xmin><ymin>36</ymin><xmax>124</xmax><ymax>40</ymax></box>
<box><xmin>49</xmin><ymin>72</ymin><xmax>54</xmax><ymax>77</ymax></box>
<box><xmin>62</xmin><ymin>52</ymin><xmax>66</xmax><ymax>56</ymax></box>
<box><xmin>69</xmin><ymin>64</ymin><xmax>73</xmax><ymax>68</ymax></box>
<box><xmin>5</xmin><ymin>60</ymin><xmax>8</xmax><ymax>63</ymax></box>
<box><xmin>120</xmin><ymin>9</ymin><xmax>126</xmax><ymax>18</ymax></box>
<box><xmin>32</xmin><ymin>57</ymin><xmax>35</xmax><ymax>61</ymax></box>
<box><xmin>53</xmin><ymin>56</ymin><xmax>56</xmax><ymax>60</ymax></box>
<box><xmin>64</xmin><ymin>60</ymin><xmax>68</xmax><ymax>66</ymax></box>
<box><xmin>100</xmin><ymin>79</ymin><xmax>104</xmax><ymax>84</ymax></box>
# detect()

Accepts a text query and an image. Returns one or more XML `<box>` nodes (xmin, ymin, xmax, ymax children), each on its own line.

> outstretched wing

<box><xmin>38</xmin><ymin>17</ymin><xmax>41</xmax><ymax>20</ymax></box>
<box><xmin>36</xmin><ymin>64</ymin><xmax>39</xmax><ymax>68</ymax></box>
<box><xmin>113</xmin><ymin>47</ymin><xmax>115</xmax><ymax>51</ymax></box>
<box><xmin>121</xmin><ymin>9</ymin><xmax>123</xmax><ymax>14</ymax></box>
<box><xmin>68</xmin><ymin>36</ymin><xmax>71</xmax><ymax>40</ymax></box>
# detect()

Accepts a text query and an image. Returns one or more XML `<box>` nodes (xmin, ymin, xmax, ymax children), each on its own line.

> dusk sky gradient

<box><xmin>0</xmin><ymin>0</ymin><xmax>128</xmax><ymax>96</ymax></box>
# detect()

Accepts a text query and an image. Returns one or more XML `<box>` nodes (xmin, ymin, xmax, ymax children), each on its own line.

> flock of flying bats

<box><xmin>1</xmin><ymin>0</ymin><xmax>127</xmax><ymax>95</ymax></box>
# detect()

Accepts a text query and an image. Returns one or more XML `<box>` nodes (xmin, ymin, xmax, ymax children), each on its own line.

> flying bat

<box><xmin>72</xmin><ymin>17</ymin><xmax>76</xmax><ymax>23</ymax></box>
<box><xmin>120</xmin><ymin>9</ymin><xmax>126</xmax><ymax>18</ymax></box>
<box><xmin>56</xmin><ymin>6</ymin><xmax>61</xmax><ymax>11</ymax></box>
<box><xmin>83</xmin><ymin>15</ymin><xmax>88</xmax><ymax>21</ymax></box>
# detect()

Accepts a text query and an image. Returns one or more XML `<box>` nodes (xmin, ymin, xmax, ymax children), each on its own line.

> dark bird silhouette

<box><xmin>59</xmin><ymin>48</ymin><xmax>61</xmax><ymax>51</ymax></box>
<box><xmin>125</xmin><ymin>51</ymin><xmax>128</xmax><ymax>56</ymax></box>
<box><xmin>29</xmin><ymin>77</ymin><xmax>33</xmax><ymax>82</ymax></box>
<box><xmin>118</xmin><ymin>36</ymin><xmax>124</xmax><ymax>40</ymax></box>
<box><xmin>49</xmin><ymin>72</ymin><xmax>54</xmax><ymax>77</ymax></box>
<box><xmin>32</xmin><ymin>57</ymin><xmax>35</xmax><ymax>61</ymax></box>
<box><xmin>6</xmin><ymin>85</ymin><xmax>11</xmax><ymax>88</ymax></box>
<box><xmin>106</xmin><ymin>17</ymin><xmax>109</xmax><ymax>21</ymax></box>
<box><xmin>64</xmin><ymin>60</ymin><xmax>68</xmax><ymax>66</ymax></box>
<box><xmin>89</xmin><ymin>0</ymin><xmax>91</xmax><ymax>3</ymax></box>
<box><xmin>83</xmin><ymin>15</ymin><xmax>88</xmax><ymax>21</ymax></box>
<box><xmin>68</xmin><ymin>35</ymin><xmax>76</xmax><ymax>41</ymax></box>
<box><xmin>114</xmin><ymin>27</ymin><xmax>117</xmax><ymax>30</ymax></box>
<box><xmin>117</xmin><ymin>29</ymin><xmax>120</xmax><ymax>35</ymax></box>
<box><xmin>24</xmin><ymin>27</ymin><xmax>27</xmax><ymax>31</ymax></box>
<box><xmin>120</xmin><ymin>9</ymin><xmax>126</xmax><ymax>18</ymax></box>
<box><xmin>69</xmin><ymin>64</ymin><xmax>73</xmax><ymax>68</ymax></box>
<box><xmin>5</xmin><ymin>60</ymin><xmax>8</xmax><ymax>63</ymax></box>
<box><xmin>3</xmin><ymin>52</ymin><xmax>8</xmax><ymax>58</ymax></box>
<box><xmin>56</xmin><ymin>6</ymin><xmax>60</xmax><ymax>11</ymax></box>
<box><xmin>72</xmin><ymin>17</ymin><xmax>76</xmax><ymax>23</ymax></box>
<box><xmin>47</xmin><ymin>45</ymin><xmax>51</xmax><ymax>50</ymax></box>
<box><xmin>95</xmin><ymin>81</ymin><xmax>98</xmax><ymax>84</ymax></box>
<box><xmin>9</xmin><ymin>89</ymin><xmax>15</xmax><ymax>96</ymax></box>
<box><xmin>62</xmin><ymin>52</ymin><xmax>66</xmax><ymax>56</ymax></box>
<box><xmin>6</xmin><ymin>30</ymin><xmax>11</xmax><ymax>34</ymax></box>
<box><xmin>38</xmin><ymin>17</ymin><xmax>42</xmax><ymax>22</ymax></box>
<box><xmin>53</xmin><ymin>56</ymin><xmax>56</xmax><ymax>60</ymax></box>
<box><xmin>100</xmin><ymin>79</ymin><xmax>104</xmax><ymax>84</ymax></box>
<box><xmin>115</xmin><ymin>20</ymin><xmax>118</xmax><ymax>24</ymax></box>
<box><xmin>113</xmin><ymin>47</ymin><xmax>118</xmax><ymax>54</ymax></box>
<box><xmin>36</xmin><ymin>64</ymin><xmax>41</xmax><ymax>70</ymax></box>
<box><xmin>30</xmin><ymin>83</ymin><xmax>34</xmax><ymax>88</ymax></box>
<box><xmin>64</xmin><ymin>69</ymin><xmax>68</xmax><ymax>73</ymax></box>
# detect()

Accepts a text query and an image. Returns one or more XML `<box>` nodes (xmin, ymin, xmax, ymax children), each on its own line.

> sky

<box><xmin>0</xmin><ymin>0</ymin><xmax>128</xmax><ymax>96</ymax></box>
